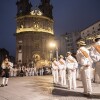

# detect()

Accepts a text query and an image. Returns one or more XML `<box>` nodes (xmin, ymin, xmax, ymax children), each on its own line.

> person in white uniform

<box><xmin>41</xmin><ymin>68</ymin><xmax>44</xmax><ymax>76</ymax></box>
<box><xmin>76</xmin><ymin>41</ymin><xmax>93</xmax><ymax>96</ymax></box>
<box><xmin>10</xmin><ymin>67</ymin><xmax>14</xmax><ymax>77</ymax></box>
<box><xmin>39</xmin><ymin>68</ymin><xmax>42</xmax><ymax>76</ymax></box>
<box><xmin>90</xmin><ymin>35</ymin><xmax>100</xmax><ymax>83</ymax></box>
<box><xmin>13</xmin><ymin>67</ymin><xmax>18</xmax><ymax>77</ymax></box>
<box><xmin>58</xmin><ymin>55</ymin><xmax>66</xmax><ymax>86</ymax></box>
<box><xmin>52</xmin><ymin>58</ymin><xmax>59</xmax><ymax>84</ymax></box>
<box><xmin>25</xmin><ymin>67</ymin><xmax>29</xmax><ymax>76</ymax></box>
<box><xmin>29</xmin><ymin>67</ymin><xmax>32</xmax><ymax>76</ymax></box>
<box><xmin>31</xmin><ymin>67</ymin><xmax>35</xmax><ymax>76</ymax></box>
<box><xmin>66</xmin><ymin>52</ymin><xmax>78</xmax><ymax>90</ymax></box>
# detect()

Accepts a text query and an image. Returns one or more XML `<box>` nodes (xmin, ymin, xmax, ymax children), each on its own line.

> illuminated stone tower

<box><xmin>15</xmin><ymin>0</ymin><xmax>54</xmax><ymax>64</ymax></box>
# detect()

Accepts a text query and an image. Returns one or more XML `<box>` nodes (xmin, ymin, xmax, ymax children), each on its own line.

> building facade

<box><xmin>60</xmin><ymin>32</ymin><xmax>81</xmax><ymax>56</ymax></box>
<box><xmin>15</xmin><ymin>0</ymin><xmax>54</xmax><ymax>64</ymax></box>
<box><xmin>79</xmin><ymin>20</ymin><xmax>100</xmax><ymax>46</ymax></box>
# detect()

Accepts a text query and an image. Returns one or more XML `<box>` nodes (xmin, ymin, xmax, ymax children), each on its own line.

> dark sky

<box><xmin>0</xmin><ymin>0</ymin><xmax>100</xmax><ymax>57</ymax></box>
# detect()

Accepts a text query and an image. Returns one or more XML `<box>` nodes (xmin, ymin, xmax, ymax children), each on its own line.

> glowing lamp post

<box><xmin>49</xmin><ymin>42</ymin><xmax>58</xmax><ymax>61</ymax></box>
<box><xmin>49</xmin><ymin>42</ymin><xmax>56</xmax><ymax>48</ymax></box>
<box><xmin>49</xmin><ymin>42</ymin><xmax>55</xmax><ymax>61</ymax></box>
<box><xmin>55</xmin><ymin>47</ymin><xmax>58</xmax><ymax>61</ymax></box>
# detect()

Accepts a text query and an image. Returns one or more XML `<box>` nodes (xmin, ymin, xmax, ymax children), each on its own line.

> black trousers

<box><xmin>2</xmin><ymin>68</ymin><xmax>10</xmax><ymax>78</ymax></box>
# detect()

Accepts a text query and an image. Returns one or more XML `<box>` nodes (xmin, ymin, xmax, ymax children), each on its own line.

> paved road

<box><xmin>0</xmin><ymin>76</ymin><xmax>100</xmax><ymax>100</ymax></box>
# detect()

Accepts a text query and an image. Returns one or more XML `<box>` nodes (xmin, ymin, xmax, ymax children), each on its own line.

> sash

<box><xmin>59</xmin><ymin>60</ymin><xmax>64</xmax><ymax>65</ymax></box>
<box><xmin>53</xmin><ymin>62</ymin><xmax>58</xmax><ymax>66</ymax></box>
<box><xmin>67</xmin><ymin>58</ymin><xmax>74</xmax><ymax>63</ymax></box>
<box><xmin>93</xmin><ymin>45</ymin><xmax>100</xmax><ymax>54</ymax></box>
<box><xmin>79</xmin><ymin>49</ymin><xmax>89</xmax><ymax>58</ymax></box>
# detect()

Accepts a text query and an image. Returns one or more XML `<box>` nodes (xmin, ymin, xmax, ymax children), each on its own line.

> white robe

<box><xmin>76</xmin><ymin>46</ymin><xmax>93</xmax><ymax>94</ymax></box>
<box><xmin>66</xmin><ymin>55</ymin><xmax>78</xmax><ymax>89</ymax></box>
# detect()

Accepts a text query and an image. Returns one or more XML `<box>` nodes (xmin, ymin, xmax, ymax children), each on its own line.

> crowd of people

<box><xmin>9</xmin><ymin>66</ymin><xmax>44</xmax><ymax>77</ymax></box>
<box><xmin>51</xmin><ymin>35</ymin><xmax>100</xmax><ymax>97</ymax></box>
<box><xmin>0</xmin><ymin>58</ymin><xmax>51</xmax><ymax>87</ymax></box>
<box><xmin>0</xmin><ymin>35</ymin><xmax>100</xmax><ymax>97</ymax></box>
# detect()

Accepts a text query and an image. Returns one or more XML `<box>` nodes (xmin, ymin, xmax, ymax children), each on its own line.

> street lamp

<box><xmin>49</xmin><ymin>42</ymin><xmax>55</xmax><ymax>61</ymax></box>
<box><xmin>49</xmin><ymin>42</ymin><xmax>56</xmax><ymax>48</ymax></box>
<box><xmin>49</xmin><ymin>41</ymin><xmax>58</xmax><ymax>61</ymax></box>
<box><xmin>55</xmin><ymin>47</ymin><xmax>58</xmax><ymax>61</ymax></box>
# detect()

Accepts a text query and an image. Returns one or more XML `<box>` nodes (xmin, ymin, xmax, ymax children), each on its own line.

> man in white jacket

<box><xmin>76</xmin><ymin>41</ymin><xmax>93</xmax><ymax>96</ymax></box>
<box><xmin>66</xmin><ymin>52</ymin><xmax>78</xmax><ymax>90</ymax></box>
<box><xmin>90</xmin><ymin>35</ymin><xmax>100</xmax><ymax>82</ymax></box>
<box><xmin>58</xmin><ymin>55</ymin><xmax>66</xmax><ymax>86</ymax></box>
<box><xmin>52</xmin><ymin>58</ymin><xmax>59</xmax><ymax>84</ymax></box>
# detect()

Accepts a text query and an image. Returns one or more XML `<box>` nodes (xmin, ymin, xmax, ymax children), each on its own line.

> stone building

<box><xmin>78</xmin><ymin>20</ymin><xmax>100</xmax><ymax>47</ymax></box>
<box><xmin>15</xmin><ymin>0</ymin><xmax>54</xmax><ymax>64</ymax></box>
<box><xmin>60</xmin><ymin>32</ymin><xmax>81</xmax><ymax>56</ymax></box>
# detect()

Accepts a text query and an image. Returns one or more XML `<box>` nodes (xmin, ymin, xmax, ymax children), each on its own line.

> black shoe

<box><xmin>1</xmin><ymin>84</ymin><xmax>4</xmax><ymax>87</ymax></box>
<box><xmin>5</xmin><ymin>84</ymin><xmax>8</xmax><ymax>86</ymax></box>
<box><xmin>87</xmin><ymin>93</ymin><xmax>91</xmax><ymax>97</ymax></box>
<box><xmin>83</xmin><ymin>93</ymin><xmax>91</xmax><ymax>97</ymax></box>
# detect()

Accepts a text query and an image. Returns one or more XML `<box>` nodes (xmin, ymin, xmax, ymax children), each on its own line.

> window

<box><xmin>67</xmin><ymin>40</ymin><xmax>69</xmax><ymax>42</ymax></box>
<box><xmin>67</xmin><ymin>44</ymin><xmax>71</xmax><ymax>46</ymax></box>
<box><xmin>19</xmin><ymin>45</ymin><xmax>22</xmax><ymax>50</ymax></box>
<box><xmin>92</xmin><ymin>31</ymin><xmax>95</xmax><ymax>34</ymax></box>
<box><xmin>87</xmin><ymin>34</ymin><xmax>90</xmax><ymax>36</ymax></box>
<box><xmin>82</xmin><ymin>33</ymin><xmax>84</xmax><ymax>36</ymax></box>
<box><xmin>98</xmin><ymin>28</ymin><xmax>100</xmax><ymax>31</ymax></box>
<box><xmin>87</xmin><ymin>30</ymin><xmax>89</xmax><ymax>32</ymax></box>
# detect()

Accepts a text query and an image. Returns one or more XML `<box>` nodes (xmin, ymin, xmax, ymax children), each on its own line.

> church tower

<box><xmin>38</xmin><ymin>0</ymin><xmax>53</xmax><ymax>19</ymax></box>
<box><xmin>15</xmin><ymin>0</ymin><xmax>54</xmax><ymax>65</ymax></box>
<box><xmin>16</xmin><ymin>0</ymin><xmax>32</xmax><ymax>16</ymax></box>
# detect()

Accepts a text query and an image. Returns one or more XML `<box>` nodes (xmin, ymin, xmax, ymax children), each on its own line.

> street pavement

<box><xmin>0</xmin><ymin>75</ymin><xmax>100</xmax><ymax>100</ymax></box>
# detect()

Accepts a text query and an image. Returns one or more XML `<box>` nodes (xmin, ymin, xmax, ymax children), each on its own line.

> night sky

<box><xmin>0</xmin><ymin>0</ymin><xmax>100</xmax><ymax>57</ymax></box>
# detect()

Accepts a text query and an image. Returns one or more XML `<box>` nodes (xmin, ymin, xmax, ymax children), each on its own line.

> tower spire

<box><xmin>38</xmin><ymin>0</ymin><xmax>53</xmax><ymax>19</ymax></box>
<box><xmin>16</xmin><ymin>0</ymin><xmax>32</xmax><ymax>16</ymax></box>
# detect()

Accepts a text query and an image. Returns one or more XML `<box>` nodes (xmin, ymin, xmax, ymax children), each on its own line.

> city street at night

<box><xmin>0</xmin><ymin>0</ymin><xmax>100</xmax><ymax>100</ymax></box>
<box><xmin>0</xmin><ymin>75</ymin><xmax>100</xmax><ymax>100</ymax></box>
